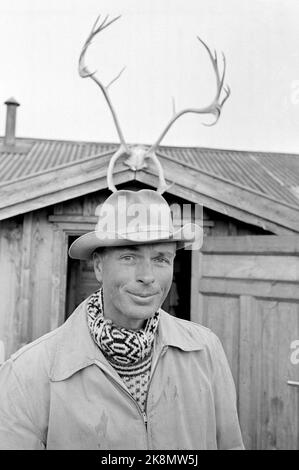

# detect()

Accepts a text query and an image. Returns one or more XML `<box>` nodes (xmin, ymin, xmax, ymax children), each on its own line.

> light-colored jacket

<box><xmin>0</xmin><ymin>300</ymin><xmax>244</xmax><ymax>450</ymax></box>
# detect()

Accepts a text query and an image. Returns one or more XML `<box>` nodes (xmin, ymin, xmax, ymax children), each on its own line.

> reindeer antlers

<box><xmin>147</xmin><ymin>36</ymin><xmax>230</xmax><ymax>154</ymax></box>
<box><xmin>79</xmin><ymin>15</ymin><xmax>129</xmax><ymax>152</ymax></box>
<box><xmin>79</xmin><ymin>15</ymin><xmax>230</xmax><ymax>195</ymax></box>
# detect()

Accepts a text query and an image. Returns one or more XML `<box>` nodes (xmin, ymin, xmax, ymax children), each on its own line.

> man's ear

<box><xmin>93</xmin><ymin>251</ymin><xmax>103</xmax><ymax>283</ymax></box>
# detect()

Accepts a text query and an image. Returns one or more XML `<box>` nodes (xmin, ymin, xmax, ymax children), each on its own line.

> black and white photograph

<box><xmin>0</xmin><ymin>0</ymin><xmax>298</xmax><ymax>453</ymax></box>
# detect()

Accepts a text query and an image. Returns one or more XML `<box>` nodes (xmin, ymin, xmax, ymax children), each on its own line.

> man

<box><xmin>0</xmin><ymin>189</ymin><xmax>244</xmax><ymax>449</ymax></box>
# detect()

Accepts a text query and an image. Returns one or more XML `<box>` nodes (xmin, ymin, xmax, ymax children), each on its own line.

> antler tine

<box><xmin>222</xmin><ymin>85</ymin><xmax>231</xmax><ymax>106</ymax></box>
<box><xmin>219</xmin><ymin>52</ymin><xmax>227</xmax><ymax>97</ymax></box>
<box><xmin>148</xmin><ymin>152</ymin><xmax>172</xmax><ymax>194</ymax></box>
<box><xmin>79</xmin><ymin>14</ymin><xmax>129</xmax><ymax>151</ymax></box>
<box><xmin>107</xmin><ymin>145</ymin><xmax>128</xmax><ymax>192</ymax></box>
<box><xmin>80</xmin><ymin>15</ymin><xmax>111</xmax><ymax>77</ymax></box>
<box><xmin>197</xmin><ymin>38</ymin><xmax>227</xmax><ymax>102</ymax></box>
<box><xmin>106</xmin><ymin>66</ymin><xmax>126</xmax><ymax>90</ymax></box>
<box><xmin>147</xmin><ymin>35</ymin><xmax>230</xmax><ymax>153</ymax></box>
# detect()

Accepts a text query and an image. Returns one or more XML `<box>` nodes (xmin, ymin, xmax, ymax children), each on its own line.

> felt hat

<box><xmin>69</xmin><ymin>189</ymin><xmax>202</xmax><ymax>260</ymax></box>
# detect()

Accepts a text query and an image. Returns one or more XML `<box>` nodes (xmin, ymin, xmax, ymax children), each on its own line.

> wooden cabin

<box><xmin>0</xmin><ymin>101</ymin><xmax>299</xmax><ymax>449</ymax></box>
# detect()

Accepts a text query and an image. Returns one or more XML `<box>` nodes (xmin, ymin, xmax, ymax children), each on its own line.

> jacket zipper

<box><xmin>95</xmin><ymin>361</ymin><xmax>149</xmax><ymax>428</ymax></box>
<box><xmin>110</xmin><ymin>375</ymin><xmax>148</xmax><ymax>426</ymax></box>
<box><xmin>143</xmin><ymin>345</ymin><xmax>168</xmax><ymax>436</ymax></box>
<box><xmin>95</xmin><ymin>345</ymin><xmax>168</xmax><ymax>447</ymax></box>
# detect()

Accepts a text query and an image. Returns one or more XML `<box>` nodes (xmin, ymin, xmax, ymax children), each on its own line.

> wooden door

<box><xmin>191</xmin><ymin>235</ymin><xmax>299</xmax><ymax>449</ymax></box>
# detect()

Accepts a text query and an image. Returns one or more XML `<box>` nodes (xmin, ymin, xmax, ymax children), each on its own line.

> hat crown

<box><xmin>102</xmin><ymin>189</ymin><xmax>170</xmax><ymax>208</ymax></box>
<box><xmin>95</xmin><ymin>190</ymin><xmax>174</xmax><ymax>242</ymax></box>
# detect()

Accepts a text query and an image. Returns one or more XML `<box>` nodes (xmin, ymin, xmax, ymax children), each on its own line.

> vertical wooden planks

<box><xmin>50</xmin><ymin>225</ymin><xmax>68</xmax><ymax>330</ymax></box>
<box><xmin>62</xmin><ymin>196</ymin><xmax>83</xmax><ymax>215</ymax></box>
<box><xmin>257</xmin><ymin>299</ymin><xmax>299</xmax><ymax>450</ymax></box>
<box><xmin>199</xmin><ymin>235</ymin><xmax>299</xmax><ymax>449</ymax></box>
<box><xmin>0</xmin><ymin>210</ymin><xmax>58</xmax><ymax>355</ymax></box>
<box><xmin>190</xmin><ymin>249</ymin><xmax>202</xmax><ymax>324</ymax></box>
<box><xmin>200</xmin><ymin>294</ymin><xmax>240</xmax><ymax>385</ymax></box>
<box><xmin>276</xmin><ymin>302</ymin><xmax>299</xmax><ymax>449</ymax></box>
<box><xmin>0</xmin><ymin>218</ymin><xmax>23</xmax><ymax>358</ymax></box>
<box><xmin>18</xmin><ymin>213</ymin><xmax>34</xmax><ymax>346</ymax></box>
<box><xmin>83</xmin><ymin>191</ymin><xmax>108</xmax><ymax>218</ymax></box>
<box><xmin>239</xmin><ymin>294</ymin><xmax>260</xmax><ymax>450</ymax></box>
<box><xmin>29</xmin><ymin>209</ymin><xmax>55</xmax><ymax>339</ymax></box>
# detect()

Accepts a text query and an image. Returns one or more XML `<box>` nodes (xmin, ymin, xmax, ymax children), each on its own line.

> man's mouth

<box><xmin>127</xmin><ymin>291</ymin><xmax>158</xmax><ymax>301</ymax></box>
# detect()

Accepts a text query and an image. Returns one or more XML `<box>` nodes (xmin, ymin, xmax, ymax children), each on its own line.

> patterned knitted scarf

<box><xmin>87</xmin><ymin>289</ymin><xmax>160</xmax><ymax>411</ymax></box>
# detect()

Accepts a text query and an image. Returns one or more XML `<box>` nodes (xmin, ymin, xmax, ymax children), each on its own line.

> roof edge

<box><xmin>0</xmin><ymin>136</ymin><xmax>298</xmax><ymax>157</ymax></box>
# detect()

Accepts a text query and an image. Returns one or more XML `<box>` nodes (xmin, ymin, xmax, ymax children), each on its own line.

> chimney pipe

<box><xmin>4</xmin><ymin>97</ymin><xmax>20</xmax><ymax>146</ymax></box>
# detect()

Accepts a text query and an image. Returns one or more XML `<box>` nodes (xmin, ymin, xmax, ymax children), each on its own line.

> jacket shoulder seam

<box><xmin>162</xmin><ymin>311</ymin><xmax>213</xmax><ymax>335</ymax></box>
<box><xmin>10</xmin><ymin>328</ymin><xmax>62</xmax><ymax>361</ymax></box>
<box><xmin>173</xmin><ymin>316</ymin><xmax>212</xmax><ymax>332</ymax></box>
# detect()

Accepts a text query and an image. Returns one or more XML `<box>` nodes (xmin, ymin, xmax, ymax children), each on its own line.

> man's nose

<box><xmin>136</xmin><ymin>260</ymin><xmax>155</xmax><ymax>284</ymax></box>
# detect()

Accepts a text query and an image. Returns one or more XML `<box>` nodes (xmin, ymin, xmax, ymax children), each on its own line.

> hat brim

<box><xmin>68</xmin><ymin>223</ymin><xmax>203</xmax><ymax>260</ymax></box>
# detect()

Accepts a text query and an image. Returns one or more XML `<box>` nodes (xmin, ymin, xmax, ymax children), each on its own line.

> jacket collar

<box><xmin>157</xmin><ymin>309</ymin><xmax>205</xmax><ymax>352</ymax></box>
<box><xmin>50</xmin><ymin>300</ymin><xmax>204</xmax><ymax>382</ymax></box>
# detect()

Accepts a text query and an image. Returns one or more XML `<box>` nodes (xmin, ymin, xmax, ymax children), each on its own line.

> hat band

<box><xmin>95</xmin><ymin>227</ymin><xmax>175</xmax><ymax>242</ymax></box>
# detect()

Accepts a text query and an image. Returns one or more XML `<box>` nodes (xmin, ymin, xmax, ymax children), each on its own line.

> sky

<box><xmin>0</xmin><ymin>0</ymin><xmax>299</xmax><ymax>153</ymax></box>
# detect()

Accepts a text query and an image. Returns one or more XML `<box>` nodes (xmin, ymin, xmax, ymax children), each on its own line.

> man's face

<box><xmin>93</xmin><ymin>242</ymin><xmax>176</xmax><ymax>330</ymax></box>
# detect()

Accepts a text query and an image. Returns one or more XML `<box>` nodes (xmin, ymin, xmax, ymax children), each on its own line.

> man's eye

<box><xmin>154</xmin><ymin>257</ymin><xmax>170</xmax><ymax>264</ymax></box>
<box><xmin>121</xmin><ymin>255</ymin><xmax>135</xmax><ymax>261</ymax></box>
